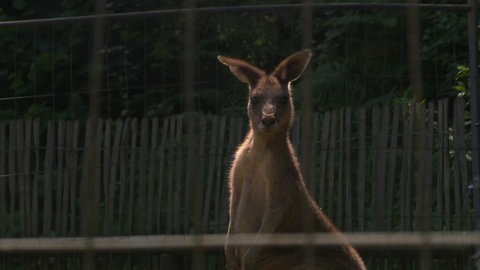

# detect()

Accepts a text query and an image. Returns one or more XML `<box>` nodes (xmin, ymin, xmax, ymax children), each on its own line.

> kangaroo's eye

<box><xmin>250</xmin><ymin>96</ymin><xmax>259</xmax><ymax>105</ymax></box>
<box><xmin>279</xmin><ymin>95</ymin><xmax>289</xmax><ymax>104</ymax></box>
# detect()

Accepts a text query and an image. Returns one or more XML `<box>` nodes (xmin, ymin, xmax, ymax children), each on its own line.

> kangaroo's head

<box><xmin>218</xmin><ymin>50</ymin><xmax>312</xmax><ymax>137</ymax></box>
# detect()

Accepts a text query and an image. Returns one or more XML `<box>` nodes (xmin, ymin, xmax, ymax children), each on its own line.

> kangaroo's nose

<box><xmin>261</xmin><ymin>103</ymin><xmax>276</xmax><ymax>127</ymax></box>
<box><xmin>262</xmin><ymin>114</ymin><xmax>275</xmax><ymax>127</ymax></box>
<box><xmin>262</xmin><ymin>104</ymin><xmax>275</xmax><ymax>115</ymax></box>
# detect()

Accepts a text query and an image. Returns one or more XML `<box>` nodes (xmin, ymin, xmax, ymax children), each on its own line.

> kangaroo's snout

<box><xmin>261</xmin><ymin>114</ymin><xmax>275</xmax><ymax>127</ymax></box>
<box><xmin>261</xmin><ymin>103</ymin><xmax>276</xmax><ymax>128</ymax></box>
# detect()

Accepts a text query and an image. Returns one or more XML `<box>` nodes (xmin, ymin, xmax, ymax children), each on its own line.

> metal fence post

<box><xmin>467</xmin><ymin>0</ymin><xmax>480</xmax><ymax>268</ymax></box>
<box><xmin>82</xmin><ymin>0</ymin><xmax>106</xmax><ymax>269</ymax></box>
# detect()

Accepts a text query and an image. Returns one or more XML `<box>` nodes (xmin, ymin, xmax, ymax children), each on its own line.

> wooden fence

<box><xmin>0</xmin><ymin>97</ymin><xmax>475</xmax><ymax>268</ymax></box>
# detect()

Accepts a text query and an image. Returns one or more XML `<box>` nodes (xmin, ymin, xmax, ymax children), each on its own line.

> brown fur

<box><xmin>218</xmin><ymin>50</ymin><xmax>366</xmax><ymax>270</ymax></box>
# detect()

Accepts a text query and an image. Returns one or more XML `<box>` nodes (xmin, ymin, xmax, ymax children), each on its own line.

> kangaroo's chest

<box><xmin>233</xmin><ymin>149</ymin><xmax>296</xmax><ymax>232</ymax></box>
<box><xmin>233</xmin><ymin>153</ymin><xmax>269</xmax><ymax>232</ymax></box>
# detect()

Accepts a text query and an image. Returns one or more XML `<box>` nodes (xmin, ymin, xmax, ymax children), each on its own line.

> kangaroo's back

<box><xmin>218</xmin><ymin>50</ymin><xmax>366</xmax><ymax>270</ymax></box>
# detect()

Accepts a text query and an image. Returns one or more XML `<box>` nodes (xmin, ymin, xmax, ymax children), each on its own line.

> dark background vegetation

<box><xmin>0</xmin><ymin>0</ymin><xmax>470</xmax><ymax>120</ymax></box>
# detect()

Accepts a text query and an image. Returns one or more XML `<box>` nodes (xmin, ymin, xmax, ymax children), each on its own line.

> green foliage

<box><xmin>454</xmin><ymin>65</ymin><xmax>469</xmax><ymax>96</ymax></box>
<box><xmin>0</xmin><ymin>1</ymin><xmax>471</xmax><ymax>120</ymax></box>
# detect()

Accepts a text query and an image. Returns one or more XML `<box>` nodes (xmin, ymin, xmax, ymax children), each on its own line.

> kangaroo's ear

<box><xmin>217</xmin><ymin>55</ymin><xmax>266</xmax><ymax>87</ymax></box>
<box><xmin>271</xmin><ymin>49</ymin><xmax>312</xmax><ymax>84</ymax></box>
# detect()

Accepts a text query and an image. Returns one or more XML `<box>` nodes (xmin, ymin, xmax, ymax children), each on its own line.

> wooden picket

<box><xmin>0</xmin><ymin>97</ymin><xmax>474</xmax><ymax>269</ymax></box>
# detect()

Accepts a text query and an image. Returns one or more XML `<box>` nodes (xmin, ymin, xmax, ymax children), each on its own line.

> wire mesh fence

<box><xmin>0</xmin><ymin>1</ymin><xmax>479</xmax><ymax>270</ymax></box>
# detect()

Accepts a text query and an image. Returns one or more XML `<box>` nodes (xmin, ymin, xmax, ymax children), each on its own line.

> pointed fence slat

<box><xmin>372</xmin><ymin>106</ymin><xmax>390</xmax><ymax>231</ymax></box>
<box><xmin>387</xmin><ymin>105</ymin><xmax>400</xmax><ymax>229</ymax></box>
<box><xmin>127</xmin><ymin>119</ymin><xmax>138</xmax><ymax>234</ymax></box>
<box><xmin>156</xmin><ymin>118</ymin><xmax>168</xmax><ymax>233</ymax></box>
<box><xmin>336</xmin><ymin>109</ymin><xmax>344</xmax><ymax>227</ymax></box>
<box><xmin>66</xmin><ymin>120</ymin><xmax>80</xmax><ymax>236</ymax></box>
<box><xmin>24</xmin><ymin>119</ymin><xmax>32</xmax><ymax>236</ymax></box>
<box><xmin>175</xmin><ymin>115</ymin><xmax>187</xmax><ymax>234</ymax></box>
<box><xmin>414</xmin><ymin>104</ymin><xmax>427</xmax><ymax>231</ymax></box>
<box><xmin>300</xmin><ymin>112</ymin><xmax>315</xmax><ymax>192</ymax></box>
<box><xmin>118</xmin><ymin>118</ymin><xmax>131</xmax><ymax>234</ymax></box>
<box><xmin>195</xmin><ymin>116</ymin><xmax>207</xmax><ymax>231</ymax></box>
<box><xmin>138</xmin><ymin>118</ymin><xmax>149</xmax><ymax>233</ymax></box>
<box><xmin>405</xmin><ymin>105</ymin><xmax>415</xmax><ymax>231</ymax></box>
<box><xmin>183</xmin><ymin>114</ymin><xmax>195</xmax><ymax>234</ymax></box>
<box><xmin>344</xmin><ymin>109</ymin><xmax>352</xmax><ymax>231</ymax></box>
<box><xmin>318</xmin><ymin>111</ymin><xmax>330</xmax><ymax>208</ymax></box>
<box><xmin>311</xmin><ymin>113</ymin><xmax>320</xmax><ymax>201</ymax></box>
<box><xmin>356</xmin><ymin>108</ymin><xmax>366</xmax><ymax>231</ymax></box>
<box><xmin>16</xmin><ymin>120</ymin><xmax>26</xmax><ymax>236</ymax></box>
<box><xmin>457</xmin><ymin>97</ymin><xmax>470</xmax><ymax>228</ymax></box>
<box><xmin>442</xmin><ymin>101</ymin><xmax>452</xmax><ymax>230</ymax></box>
<box><xmin>106</xmin><ymin>119</ymin><xmax>122</xmax><ymax>235</ymax></box>
<box><xmin>56</xmin><ymin>120</ymin><xmax>66</xmax><ymax>236</ymax></box>
<box><xmin>32</xmin><ymin>119</ymin><xmax>40</xmax><ymax>237</ymax></box>
<box><xmin>165</xmin><ymin>117</ymin><xmax>176</xmax><ymax>234</ymax></box>
<box><xmin>203</xmin><ymin>116</ymin><xmax>219</xmax><ymax>231</ymax></box>
<box><xmin>60</xmin><ymin>121</ymin><xmax>70</xmax><ymax>236</ymax></box>
<box><xmin>327</xmin><ymin>110</ymin><xmax>337</xmax><ymax>217</ymax></box>
<box><xmin>425</xmin><ymin>102</ymin><xmax>434</xmax><ymax>230</ymax></box>
<box><xmin>103</xmin><ymin>119</ymin><xmax>113</xmax><ymax>235</ymax></box>
<box><xmin>43</xmin><ymin>121</ymin><xmax>54</xmax><ymax>236</ymax></box>
<box><xmin>217</xmin><ymin>117</ymin><xmax>241</xmax><ymax>231</ymax></box>
<box><xmin>0</xmin><ymin>122</ymin><xmax>6</xmax><ymax>237</ymax></box>
<box><xmin>213</xmin><ymin>116</ymin><xmax>227</xmax><ymax>229</ymax></box>
<box><xmin>147</xmin><ymin>118</ymin><xmax>159</xmax><ymax>234</ymax></box>
<box><xmin>371</xmin><ymin>107</ymin><xmax>381</xmax><ymax>230</ymax></box>
<box><xmin>8</xmin><ymin>121</ymin><xmax>17</xmax><ymax>235</ymax></box>
<box><xmin>453</xmin><ymin>97</ymin><xmax>469</xmax><ymax>229</ymax></box>
<box><xmin>21</xmin><ymin>119</ymin><xmax>29</xmax><ymax>236</ymax></box>
<box><xmin>173</xmin><ymin>115</ymin><xmax>183</xmax><ymax>234</ymax></box>
<box><xmin>439</xmin><ymin>99</ymin><xmax>451</xmax><ymax>230</ymax></box>
<box><xmin>63</xmin><ymin>121</ymin><xmax>73</xmax><ymax>236</ymax></box>
<box><xmin>94</xmin><ymin>119</ymin><xmax>105</xmax><ymax>234</ymax></box>
<box><xmin>401</xmin><ymin>105</ymin><xmax>416</xmax><ymax>231</ymax></box>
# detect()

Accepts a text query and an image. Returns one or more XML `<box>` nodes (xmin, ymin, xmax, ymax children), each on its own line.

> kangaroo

<box><xmin>218</xmin><ymin>50</ymin><xmax>366</xmax><ymax>270</ymax></box>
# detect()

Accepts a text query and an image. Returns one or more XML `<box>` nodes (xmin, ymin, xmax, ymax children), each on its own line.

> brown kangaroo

<box><xmin>218</xmin><ymin>50</ymin><xmax>366</xmax><ymax>270</ymax></box>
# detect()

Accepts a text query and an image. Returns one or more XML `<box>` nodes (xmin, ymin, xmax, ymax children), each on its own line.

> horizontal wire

<box><xmin>0</xmin><ymin>232</ymin><xmax>478</xmax><ymax>253</ymax></box>
<box><xmin>0</xmin><ymin>3</ymin><xmax>471</xmax><ymax>28</ymax></box>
